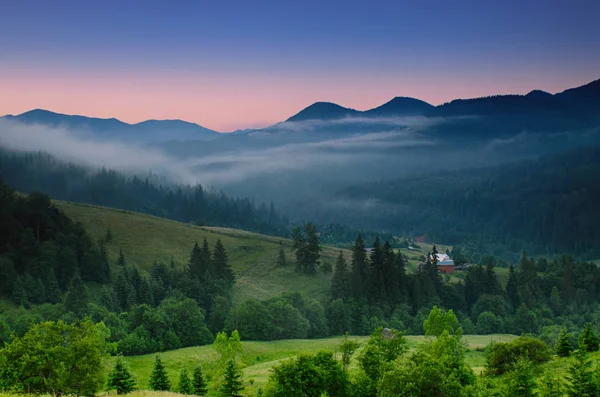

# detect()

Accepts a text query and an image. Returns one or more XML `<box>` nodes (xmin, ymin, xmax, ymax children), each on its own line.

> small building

<box><xmin>415</xmin><ymin>236</ymin><xmax>425</xmax><ymax>243</ymax></box>
<box><xmin>436</xmin><ymin>253</ymin><xmax>455</xmax><ymax>274</ymax></box>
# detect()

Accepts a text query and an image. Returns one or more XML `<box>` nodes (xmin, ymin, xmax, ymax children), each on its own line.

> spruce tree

<box><xmin>303</xmin><ymin>223</ymin><xmax>321</xmax><ymax>274</ymax></box>
<box><xmin>64</xmin><ymin>270</ymin><xmax>88</xmax><ymax>315</ymax></box>
<box><xmin>201</xmin><ymin>238</ymin><xmax>212</xmax><ymax>276</ymax></box>
<box><xmin>555</xmin><ymin>326</ymin><xmax>573</xmax><ymax>357</ymax></box>
<box><xmin>107</xmin><ymin>357</ymin><xmax>136</xmax><ymax>394</ymax></box>
<box><xmin>567</xmin><ymin>342</ymin><xmax>599</xmax><ymax>397</ymax></box>
<box><xmin>188</xmin><ymin>241</ymin><xmax>203</xmax><ymax>278</ymax></box>
<box><xmin>118</xmin><ymin>249</ymin><xmax>126</xmax><ymax>267</ymax></box>
<box><xmin>45</xmin><ymin>268</ymin><xmax>62</xmax><ymax>304</ymax></box>
<box><xmin>115</xmin><ymin>272</ymin><xmax>130</xmax><ymax>311</ymax></box>
<box><xmin>506</xmin><ymin>359</ymin><xmax>537</xmax><ymax>397</ymax></box>
<box><xmin>213</xmin><ymin>239</ymin><xmax>234</xmax><ymax>285</ymax></box>
<box><xmin>98</xmin><ymin>240</ymin><xmax>111</xmax><ymax>283</ymax></box>
<box><xmin>277</xmin><ymin>247</ymin><xmax>287</xmax><ymax>266</ymax></box>
<box><xmin>220</xmin><ymin>360</ymin><xmax>244</xmax><ymax>397</ymax></box>
<box><xmin>105</xmin><ymin>228</ymin><xmax>113</xmax><ymax>242</ymax></box>
<box><xmin>149</xmin><ymin>355</ymin><xmax>171</xmax><ymax>391</ymax></box>
<box><xmin>177</xmin><ymin>367</ymin><xmax>193</xmax><ymax>395</ymax></box>
<box><xmin>331</xmin><ymin>250</ymin><xmax>349</xmax><ymax>300</ymax></box>
<box><xmin>12</xmin><ymin>276</ymin><xmax>28</xmax><ymax>307</ymax></box>
<box><xmin>367</xmin><ymin>237</ymin><xmax>385</xmax><ymax>303</ymax></box>
<box><xmin>350</xmin><ymin>234</ymin><xmax>367</xmax><ymax>298</ymax></box>
<box><xmin>192</xmin><ymin>366</ymin><xmax>208</xmax><ymax>396</ymax></box>
<box><xmin>578</xmin><ymin>323</ymin><xmax>600</xmax><ymax>353</ymax></box>
<box><xmin>292</xmin><ymin>226</ymin><xmax>307</xmax><ymax>272</ymax></box>
<box><xmin>506</xmin><ymin>264</ymin><xmax>520</xmax><ymax>309</ymax></box>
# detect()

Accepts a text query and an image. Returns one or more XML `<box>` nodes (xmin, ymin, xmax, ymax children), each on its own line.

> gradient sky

<box><xmin>1</xmin><ymin>0</ymin><xmax>599</xmax><ymax>131</ymax></box>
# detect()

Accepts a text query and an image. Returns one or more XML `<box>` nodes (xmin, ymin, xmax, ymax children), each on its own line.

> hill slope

<box><xmin>54</xmin><ymin>201</ymin><xmax>345</xmax><ymax>302</ymax></box>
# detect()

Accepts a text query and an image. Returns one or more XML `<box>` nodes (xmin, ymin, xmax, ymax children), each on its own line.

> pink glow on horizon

<box><xmin>0</xmin><ymin>71</ymin><xmax>592</xmax><ymax>131</ymax></box>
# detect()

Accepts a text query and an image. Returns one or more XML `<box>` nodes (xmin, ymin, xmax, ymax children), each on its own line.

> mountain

<box><xmin>286</xmin><ymin>102</ymin><xmax>360</xmax><ymax>122</ymax></box>
<box><xmin>363</xmin><ymin>96</ymin><xmax>434</xmax><ymax>117</ymax></box>
<box><xmin>2</xmin><ymin>109</ymin><xmax>220</xmax><ymax>143</ymax></box>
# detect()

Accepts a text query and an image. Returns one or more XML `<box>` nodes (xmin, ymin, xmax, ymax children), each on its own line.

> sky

<box><xmin>1</xmin><ymin>0</ymin><xmax>599</xmax><ymax>131</ymax></box>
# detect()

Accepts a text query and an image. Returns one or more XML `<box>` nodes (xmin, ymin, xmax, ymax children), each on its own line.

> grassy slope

<box><xmin>54</xmin><ymin>201</ymin><xmax>347</xmax><ymax>303</ymax></box>
<box><xmin>118</xmin><ymin>334</ymin><xmax>517</xmax><ymax>394</ymax></box>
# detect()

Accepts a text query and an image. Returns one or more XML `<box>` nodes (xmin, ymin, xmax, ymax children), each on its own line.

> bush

<box><xmin>485</xmin><ymin>336</ymin><xmax>551</xmax><ymax>375</ymax></box>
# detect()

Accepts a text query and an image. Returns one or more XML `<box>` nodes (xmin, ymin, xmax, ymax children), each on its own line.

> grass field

<box><xmin>54</xmin><ymin>201</ymin><xmax>348</xmax><ymax>303</ymax></box>
<box><xmin>117</xmin><ymin>334</ymin><xmax>517</xmax><ymax>394</ymax></box>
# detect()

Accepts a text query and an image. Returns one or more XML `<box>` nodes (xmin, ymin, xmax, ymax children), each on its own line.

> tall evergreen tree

<box><xmin>45</xmin><ymin>268</ymin><xmax>61</xmax><ymax>304</ymax></box>
<box><xmin>12</xmin><ymin>276</ymin><xmax>28</xmax><ymax>307</ymax></box>
<box><xmin>115</xmin><ymin>272</ymin><xmax>130</xmax><ymax>311</ymax></box>
<box><xmin>149</xmin><ymin>356</ymin><xmax>171</xmax><ymax>391</ymax></box>
<box><xmin>331</xmin><ymin>251</ymin><xmax>349</xmax><ymax>300</ymax></box>
<box><xmin>220</xmin><ymin>360</ymin><xmax>244</xmax><ymax>397</ymax></box>
<box><xmin>367</xmin><ymin>237</ymin><xmax>385</xmax><ymax>303</ymax></box>
<box><xmin>64</xmin><ymin>270</ymin><xmax>88</xmax><ymax>315</ymax></box>
<box><xmin>292</xmin><ymin>226</ymin><xmax>307</xmax><ymax>272</ymax></box>
<box><xmin>381</xmin><ymin>240</ymin><xmax>397</xmax><ymax>302</ymax></box>
<box><xmin>24</xmin><ymin>274</ymin><xmax>45</xmax><ymax>304</ymax></box>
<box><xmin>506</xmin><ymin>359</ymin><xmax>537</xmax><ymax>397</ymax></box>
<box><xmin>506</xmin><ymin>264</ymin><xmax>520</xmax><ymax>309</ymax></box>
<box><xmin>107</xmin><ymin>357</ymin><xmax>137</xmax><ymax>394</ymax></box>
<box><xmin>213</xmin><ymin>239</ymin><xmax>234</xmax><ymax>285</ymax></box>
<box><xmin>192</xmin><ymin>366</ymin><xmax>208</xmax><ymax>396</ymax></box>
<box><xmin>201</xmin><ymin>238</ymin><xmax>212</xmax><ymax>276</ymax></box>
<box><xmin>177</xmin><ymin>367</ymin><xmax>193</xmax><ymax>395</ymax></box>
<box><xmin>277</xmin><ymin>247</ymin><xmax>287</xmax><ymax>266</ymax></box>
<box><xmin>118</xmin><ymin>249</ymin><xmax>126</xmax><ymax>267</ymax></box>
<box><xmin>350</xmin><ymin>235</ymin><xmax>367</xmax><ymax>298</ymax></box>
<box><xmin>303</xmin><ymin>223</ymin><xmax>321</xmax><ymax>274</ymax></box>
<box><xmin>395</xmin><ymin>251</ymin><xmax>407</xmax><ymax>302</ymax></box>
<box><xmin>484</xmin><ymin>258</ymin><xmax>502</xmax><ymax>295</ymax></box>
<box><xmin>567</xmin><ymin>342</ymin><xmax>599</xmax><ymax>397</ymax></box>
<box><xmin>188</xmin><ymin>242</ymin><xmax>204</xmax><ymax>279</ymax></box>
<box><xmin>98</xmin><ymin>240</ymin><xmax>111</xmax><ymax>283</ymax></box>
<box><xmin>555</xmin><ymin>326</ymin><xmax>573</xmax><ymax>357</ymax></box>
<box><xmin>578</xmin><ymin>323</ymin><xmax>600</xmax><ymax>353</ymax></box>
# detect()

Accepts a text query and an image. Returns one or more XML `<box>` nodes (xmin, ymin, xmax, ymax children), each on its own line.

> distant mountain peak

<box><xmin>286</xmin><ymin>102</ymin><xmax>359</xmax><ymax>122</ymax></box>
<box><xmin>364</xmin><ymin>96</ymin><xmax>434</xmax><ymax>116</ymax></box>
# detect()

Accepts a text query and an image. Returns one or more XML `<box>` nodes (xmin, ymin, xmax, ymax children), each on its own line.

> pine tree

<box><xmin>567</xmin><ymin>342</ymin><xmax>599</xmax><ymax>397</ymax></box>
<box><xmin>555</xmin><ymin>326</ymin><xmax>573</xmax><ymax>357</ymax></box>
<box><xmin>188</xmin><ymin>241</ymin><xmax>203</xmax><ymax>279</ymax></box>
<box><xmin>213</xmin><ymin>239</ymin><xmax>234</xmax><ymax>285</ymax></box>
<box><xmin>367</xmin><ymin>237</ymin><xmax>385</xmax><ymax>303</ymax></box>
<box><xmin>303</xmin><ymin>223</ymin><xmax>321</xmax><ymax>274</ymax></box>
<box><xmin>277</xmin><ymin>247</ymin><xmax>287</xmax><ymax>266</ymax></box>
<box><xmin>45</xmin><ymin>268</ymin><xmax>61</xmax><ymax>304</ymax></box>
<box><xmin>98</xmin><ymin>240</ymin><xmax>111</xmax><ymax>283</ymax></box>
<box><xmin>506</xmin><ymin>264</ymin><xmax>520</xmax><ymax>309</ymax></box>
<box><xmin>578</xmin><ymin>323</ymin><xmax>600</xmax><ymax>353</ymax></box>
<box><xmin>381</xmin><ymin>240</ymin><xmax>397</xmax><ymax>302</ymax></box>
<box><xmin>100</xmin><ymin>285</ymin><xmax>118</xmax><ymax>311</ymax></box>
<box><xmin>331</xmin><ymin>250</ymin><xmax>349</xmax><ymax>300</ymax></box>
<box><xmin>149</xmin><ymin>355</ymin><xmax>171</xmax><ymax>391</ymax></box>
<box><xmin>484</xmin><ymin>258</ymin><xmax>501</xmax><ymax>295</ymax></box>
<box><xmin>506</xmin><ymin>359</ymin><xmax>537</xmax><ymax>397</ymax></box>
<box><xmin>292</xmin><ymin>226</ymin><xmax>307</xmax><ymax>272</ymax></box>
<box><xmin>115</xmin><ymin>272</ymin><xmax>130</xmax><ymax>311</ymax></box>
<box><xmin>220</xmin><ymin>360</ymin><xmax>244</xmax><ymax>397</ymax></box>
<box><xmin>118</xmin><ymin>249</ymin><xmax>126</xmax><ymax>267</ymax></box>
<box><xmin>350</xmin><ymin>234</ymin><xmax>367</xmax><ymax>298</ymax></box>
<box><xmin>202</xmin><ymin>238</ymin><xmax>212</xmax><ymax>276</ymax></box>
<box><xmin>12</xmin><ymin>276</ymin><xmax>28</xmax><ymax>307</ymax></box>
<box><xmin>177</xmin><ymin>367</ymin><xmax>193</xmax><ymax>395</ymax></box>
<box><xmin>64</xmin><ymin>270</ymin><xmax>88</xmax><ymax>315</ymax></box>
<box><xmin>107</xmin><ymin>357</ymin><xmax>137</xmax><ymax>394</ymax></box>
<box><xmin>192</xmin><ymin>366</ymin><xmax>208</xmax><ymax>396</ymax></box>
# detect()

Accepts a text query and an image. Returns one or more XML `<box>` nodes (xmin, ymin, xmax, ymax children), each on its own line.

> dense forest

<box><xmin>331</xmin><ymin>146</ymin><xmax>600</xmax><ymax>260</ymax></box>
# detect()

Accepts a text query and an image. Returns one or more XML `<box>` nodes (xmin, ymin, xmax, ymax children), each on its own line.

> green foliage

<box><xmin>266</xmin><ymin>351</ymin><xmax>348</xmax><ymax>397</ymax></box>
<box><xmin>555</xmin><ymin>326</ymin><xmax>573</xmax><ymax>357</ymax></box>
<box><xmin>107</xmin><ymin>357</ymin><xmax>137</xmax><ymax>394</ymax></box>
<box><xmin>338</xmin><ymin>333</ymin><xmax>361</xmax><ymax>369</ymax></box>
<box><xmin>214</xmin><ymin>330</ymin><xmax>243</xmax><ymax>365</ymax></box>
<box><xmin>578</xmin><ymin>323</ymin><xmax>600</xmax><ymax>353</ymax></box>
<box><xmin>537</xmin><ymin>370</ymin><xmax>567</xmax><ymax>397</ymax></box>
<box><xmin>292</xmin><ymin>223</ymin><xmax>321</xmax><ymax>274</ymax></box>
<box><xmin>505</xmin><ymin>359</ymin><xmax>537</xmax><ymax>397</ymax></box>
<box><xmin>567</xmin><ymin>344</ymin><xmax>599</xmax><ymax>397</ymax></box>
<box><xmin>177</xmin><ymin>367</ymin><xmax>193</xmax><ymax>395</ymax></box>
<box><xmin>220</xmin><ymin>359</ymin><xmax>244</xmax><ymax>397</ymax></box>
<box><xmin>358</xmin><ymin>327</ymin><xmax>408</xmax><ymax>381</ymax></box>
<box><xmin>63</xmin><ymin>270</ymin><xmax>89</xmax><ymax>316</ymax></box>
<box><xmin>149</xmin><ymin>355</ymin><xmax>171</xmax><ymax>391</ymax></box>
<box><xmin>277</xmin><ymin>247</ymin><xmax>287</xmax><ymax>266</ymax></box>
<box><xmin>485</xmin><ymin>336</ymin><xmax>551</xmax><ymax>375</ymax></box>
<box><xmin>192</xmin><ymin>366</ymin><xmax>208</xmax><ymax>396</ymax></box>
<box><xmin>423</xmin><ymin>306</ymin><xmax>461</xmax><ymax>337</ymax></box>
<box><xmin>0</xmin><ymin>319</ymin><xmax>110</xmax><ymax>396</ymax></box>
<box><xmin>12</xmin><ymin>276</ymin><xmax>28</xmax><ymax>307</ymax></box>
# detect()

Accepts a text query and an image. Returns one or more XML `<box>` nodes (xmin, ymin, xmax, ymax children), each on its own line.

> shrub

<box><xmin>485</xmin><ymin>336</ymin><xmax>551</xmax><ymax>375</ymax></box>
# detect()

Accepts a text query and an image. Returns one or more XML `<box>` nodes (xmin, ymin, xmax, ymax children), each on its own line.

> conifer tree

<box><xmin>350</xmin><ymin>234</ymin><xmax>367</xmax><ymax>298</ymax></box>
<box><xmin>105</xmin><ymin>228</ymin><xmax>113</xmax><ymax>242</ymax></box>
<box><xmin>188</xmin><ymin>242</ymin><xmax>203</xmax><ymax>279</ymax></box>
<box><xmin>303</xmin><ymin>223</ymin><xmax>321</xmax><ymax>274</ymax></box>
<box><xmin>98</xmin><ymin>240</ymin><xmax>111</xmax><ymax>283</ymax></box>
<box><xmin>367</xmin><ymin>237</ymin><xmax>385</xmax><ymax>303</ymax></box>
<box><xmin>64</xmin><ymin>270</ymin><xmax>88</xmax><ymax>315</ymax></box>
<box><xmin>555</xmin><ymin>326</ymin><xmax>573</xmax><ymax>357</ymax></box>
<box><xmin>506</xmin><ymin>359</ymin><xmax>537</xmax><ymax>397</ymax></box>
<box><xmin>115</xmin><ymin>272</ymin><xmax>130</xmax><ymax>311</ymax></box>
<box><xmin>192</xmin><ymin>366</ymin><xmax>208</xmax><ymax>396</ymax></box>
<box><xmin>12</xmin><ymin>276</ymin><xmax>28</xmax><ymax>307</ymax></box>
<box><xmin>118</xmin><ymin>249</ymin><xmax>126</xmax><ymax>267</ymax></box>
<box><xmin>213</xmin><ymin>239</ymin><xmax>234</xmax><ymax>285</ymax></box>
<box><xmin>108</xmin><ymin>357</ymin><xmax>137</xmax><ymax>394</ymax></box>
<box><xmin>292</xmin><ymin>226</ymin><xmax>307</xmax><ymax>272</ymax></box>
<box><xmin>177</xmin><ymin>367</ymin><xmax>193</xmax><ymax>395</ymax></box>
<box><xmin>567</xmin><ymin>342</ymin><xmax>599</xmax><ymax>397</ymax></box>
<box><xmin>149</xmin><ymin>355</ymin><xmax>171</xmax><ymax>391</ymax></box>
<box><xmin>45</xmin><ymin>268</ymin><xmax>62</xmax><ymax>304</ymax></box>
<box><xmin>381</xmin><ymin>240</ymin><xmax>397</xmax><ymax>301</ymax></box>
<box><xmin>484</xmin><ymin>258</ymin><xmax>502</xmax><ymax>295</ymax></box>
<box><xmin>220</xmin><ymin>359</ymin><xmax>244</xmax><ymax>397</ymax></box>
<box><xmin>331</xmin><ymin>250</ymin><xmax>349</xmax><ymax>300</ymax></box>
<box><xmin>277</xmin><ymin>247</ymin><xmax>287</xmax><ymax>266</ymax></box>
<box><xmin>578</xmin><ymin>323</ymin><xmax>600</xmax><ymax>353</ymax></box>
<box><xmin>506</xmin><ymin>264</ymin><xmax>520</xmax><ymax>309</ymax></box>
<box><xmin>202</xmin><ymin>238</ymin><xmax>212</xmax><ymax>275</ymax></box>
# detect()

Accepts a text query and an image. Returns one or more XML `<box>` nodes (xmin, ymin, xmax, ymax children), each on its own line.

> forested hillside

<box><xmin>334</xmin><ymin>146</ymin><xmax>600</xmax><ymax>260</ymax></box>
<box><xmin>0</xmin><ymin>150</ymin><xmax>288</xmax><ymax>236</ymax></box>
